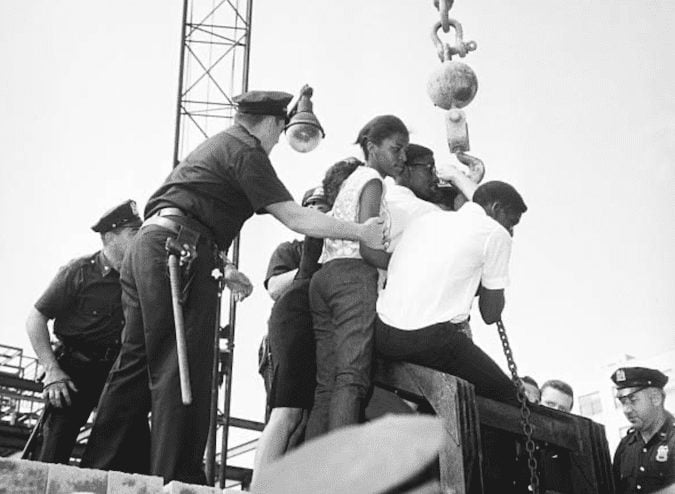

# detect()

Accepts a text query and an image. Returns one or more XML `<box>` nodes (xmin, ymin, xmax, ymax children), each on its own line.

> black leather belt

<box><xmin>143</xmin><ymin>214</ymin><xmax>181</xmax><ymax>234</ymax></box>
<box><xmin>64</xmin><ymin>344</ymin><xmax>120</xmax><ymax>363</ymax></box>
<box><xmin>143</xmin><ymin>208</ymin><xmax>214</xmax><ymax>242</ymax></box>
<box><xmin>155</xmin><ymin>207</ymin><xmax>188</xmax><ymax>217</ymax></box>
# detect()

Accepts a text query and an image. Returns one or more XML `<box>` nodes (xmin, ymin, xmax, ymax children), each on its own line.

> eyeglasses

<box><xmin>406</xmin><ymin>162</ymin><xmax>436</xmax><ymax>173</ymax></box>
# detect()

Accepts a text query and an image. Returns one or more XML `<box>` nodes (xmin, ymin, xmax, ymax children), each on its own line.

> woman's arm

<box><xmin>358</xmin><ymin>179</ymin><xmax>391</xmax><ymax>269</ymax></box>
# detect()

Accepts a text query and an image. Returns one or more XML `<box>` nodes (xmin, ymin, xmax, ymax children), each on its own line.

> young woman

<box><xmin>306</xmin><ymin>115</ymin><xmax>409</xmax><ymax>438</ymax></box>
<box><xmin>252</xmin><ymin>158</ymin><xmax>365</xmax><ymax>482</ymax></box>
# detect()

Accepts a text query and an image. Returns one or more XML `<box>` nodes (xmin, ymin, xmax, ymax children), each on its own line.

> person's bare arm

<box><xmin>266</xmin><ymin>201</ymin><xmax>387</xmax><ymax>250</ymax></box>
<box><xmin>358</xmin><ymin>180</ymin><xmax>390</xmax><ymax>269</ymax></box>
<box><xmin>26</xmin><ymin>307</ymin><xmax>77</xmax><ymax>407</ymax></box>
<box><xmin>437</xmin><ymin>154</ymin><xmax>483</xmax><ymax>201</ymax></box>
<box><xmin>266</xmin><ymin>269</ymin><xmax>298</xmax><ymax>301</ymax></box>
<box><xmin>478</xmin><ymin>286</ymin><xmax>505</xmax><ymax>324</ymax></box>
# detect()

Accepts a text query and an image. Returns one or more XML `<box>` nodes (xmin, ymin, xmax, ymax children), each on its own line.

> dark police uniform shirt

<box><xmin>145</xmin><ymin>124</ymin><xmax>294</xmax><ymax>251</ymax></box>
<box><xmin>264</xmin><ymin>239</ymin><xmax>303</xmax><ymax>289</ymax></box>
<box><xmin>35</xmin><ymin>251</ymin><xmax>124</xmax><ymax>348</ymax></box>
<box><xmin>613</xmin><ymin>411</ymin><xmax>675</xmax><ymax>494</ymax></box>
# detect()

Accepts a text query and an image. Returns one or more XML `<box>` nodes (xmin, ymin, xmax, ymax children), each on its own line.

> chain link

<box><xmin>496</xmin><ymin>320</ymin><xmax>540</xmax><ymax>494</ymax></box>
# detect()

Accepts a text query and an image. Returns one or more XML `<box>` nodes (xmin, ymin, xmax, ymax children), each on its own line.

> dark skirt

<box><xmin>267</xmin><ymin>279</ymin><xmax>316</xmax><ymax>409</ymax></box>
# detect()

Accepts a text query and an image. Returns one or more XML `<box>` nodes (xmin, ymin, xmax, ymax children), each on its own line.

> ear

<box><xmin>366</xmin><ymin>139</ymin><xmax>376</xmax><ymax>155</ymax></box>
<box><xmin>650</xmin><ymin>388</ymin><xmax>664</xmax><ymax>406</ymax></box>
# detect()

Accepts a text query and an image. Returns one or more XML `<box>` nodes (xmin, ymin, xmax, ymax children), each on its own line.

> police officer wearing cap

<box><xmin>80</xmin><ymin>90</ymin><xmax>387</xmax><ymax>484</ymax></box>
<box><xmin>25</xmin><ymin>199</ymin><xmax>141</xmax><ymax>463</ymax></box>
<box><xmin>612</xmin><ymin>366</ymin><xmax>675</xmax><ymax>493</ymax></box>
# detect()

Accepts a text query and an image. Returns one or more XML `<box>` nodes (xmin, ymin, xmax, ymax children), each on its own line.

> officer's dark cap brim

<box><xmin>233</xmin><ymin>90</ymin><xmax>293</xmax><ymax>117</ymax></box>
<box><xmin>92</xmin><ymin>199</ymin><xmax>143</xmax><ymax>234</ymax></box>
<box><xmin>611</xmin><ymin>366</ymin><xmax>668</xmax><ymax>391</ymax></box>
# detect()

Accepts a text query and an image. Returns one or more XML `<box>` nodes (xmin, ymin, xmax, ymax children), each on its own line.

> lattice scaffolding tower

<box><xmin>172</xmin><ymin>0</ymin><xmax>258</xmax><ymax>488</ymax></box>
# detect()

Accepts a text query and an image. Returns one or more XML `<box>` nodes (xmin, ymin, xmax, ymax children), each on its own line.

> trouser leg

<box><xmin>142</xmin><ymin>229</ymin><xmax>217</xmax><ymax>485</ymax></box>
<box><xmin>80</xmin><ymin>303</ymin><xmax>151</xmax><ymax>473</ymax></box>
<box><xmin>375</xmin><ymin>319</ymin><xmax>517</xmax><ymax>405</ymax></box>
<box><xmin>323</xmin><ymin>260</ymin><xmax>378</xmax><ymax>431</ymax></box>
<box><xmin>305</xmin><ymin>271</ymin><xmax>335</xmax><ymax>440</ymax></box>
<box><xmin>38</xmin><ymin>358</ymin><xmax>110</xmax><ymax>464</ymax></box>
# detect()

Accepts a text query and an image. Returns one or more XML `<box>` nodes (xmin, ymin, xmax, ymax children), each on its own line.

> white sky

<box><xmin>1</xmin><ymin>0</ymin><xmax>674</xmax><ymax>457</ymax></box>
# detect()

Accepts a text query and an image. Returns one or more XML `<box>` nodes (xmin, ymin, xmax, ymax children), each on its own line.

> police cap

<box><xmin>91</xmin><ymin>199</ymin><xmax>142</xmax><ymax>233</ymax></box>
<box><xmin>611</xmin><ymin>366</ymin><xmax>668</xmax><ymax>398</ymax></box>
<box><xmin>233</xmin><ymin>90</ymin><xmax>293</xmax><ymax>117</ymax></box>
<box><xmin>301</xmin><ymin>186</ymin><xmax>327</xmax><ymax>207</ymax></box>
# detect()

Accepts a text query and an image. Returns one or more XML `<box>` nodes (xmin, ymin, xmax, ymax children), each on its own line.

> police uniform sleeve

<box><xmin>34</xmin><ymin>259</ymin><xmax>82</xmax><ymax>319</ymax></box>
<box><xmin>264</xmin><ymin>240</ymin><xmax>303</xmax><ymax>289</ymax></box>
<box><xmin>481</xmin><ymin>226</ymin><xmax>512</xmax><ymax>290</ymax></box>
<box><xmin>235</xmin><ymin>148</ymin><xmax>293</xmax><ymax>214</ymax></box>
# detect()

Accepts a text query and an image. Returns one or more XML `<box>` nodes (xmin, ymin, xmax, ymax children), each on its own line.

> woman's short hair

<box><xmin>354</xmin><ymin>115</ymin><xmax>408</xmax><ymax>159</ymax></box>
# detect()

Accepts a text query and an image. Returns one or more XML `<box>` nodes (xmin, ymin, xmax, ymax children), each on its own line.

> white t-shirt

<box><xmin>385</xmin><ymin>181</ymin><xmax>440</xmax><ymax>253</ymax></box>
<box><xmin>377</xmin><ymin>202</ymin><xmax>512</xmax><ymax>330</ymax></box>
<box><xmin>319</xmin><ymin>166</ymin><xmax>389</xmax><ymax>263</ymax></box>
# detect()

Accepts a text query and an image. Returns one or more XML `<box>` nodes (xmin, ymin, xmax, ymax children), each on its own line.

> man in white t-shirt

<box><xmin>386</xmin><ymin>143</ymin><xmax>480</xmax><ymax>252</ymax></box>
<box><xmin>376</xmin><ymin>181</ymin><xmax>527</xmax><ymax>403</ymax></box>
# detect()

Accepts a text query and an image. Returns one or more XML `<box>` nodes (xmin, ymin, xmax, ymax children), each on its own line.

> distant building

<box><xmin>574</xmin><ymin>348</ymin><xmax>675</xmax><ymax>453</ymax></box>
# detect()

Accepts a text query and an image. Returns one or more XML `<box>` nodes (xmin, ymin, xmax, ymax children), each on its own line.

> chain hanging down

<box><xmin>496</xmin><ymin>319</ymin><xmax>540</xmax><ymax>494</ymax></box>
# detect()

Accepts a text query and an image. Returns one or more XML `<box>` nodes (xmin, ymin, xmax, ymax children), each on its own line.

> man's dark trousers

<box><xmin>81</xmin><ymin>223</ymin><xmax>218</xmax><ymax>484</ymax></box>
<box><xmin>375</xmin><ymin>317</ymin><xmax>518</xmax><ymax>405</ymax></box>
<box><xmin>38</xmin><ymin>353</ymin><xmax>114</xmax><ymax>463</ymax></box>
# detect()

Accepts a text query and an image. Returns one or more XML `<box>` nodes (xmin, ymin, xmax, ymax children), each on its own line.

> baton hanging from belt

<box><xmin>166</xmin><ymin>237</ymin><xmax>197</xmax><ymax>405</ymax></box>
<box><xmin>21</xmin><ymin>404</ymin><xmax>49</xmax><ymax>459</ymax></box>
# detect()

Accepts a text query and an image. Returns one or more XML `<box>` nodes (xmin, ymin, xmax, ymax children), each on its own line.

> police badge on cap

<box><xmin>91</xmin><ymin>199</ymin><xmax>143</xmax><ymax>233</ymax></box>
<box><xmin>611</xmin><ymin>366</ymin><xmax>669</xmax><ymax>398</ymax></box>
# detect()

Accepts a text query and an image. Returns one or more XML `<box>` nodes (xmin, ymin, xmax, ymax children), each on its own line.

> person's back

<box><xmin>379</xmin><ymin>202</ymin><xmax>510</xmax><ymax>330</ymax></box>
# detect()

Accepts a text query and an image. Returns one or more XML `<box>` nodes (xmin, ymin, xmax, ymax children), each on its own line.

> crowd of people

<box><xmin>24</xmin><ymin>90</ymin><xmax>673</xmax><ymax>493</ymax></box>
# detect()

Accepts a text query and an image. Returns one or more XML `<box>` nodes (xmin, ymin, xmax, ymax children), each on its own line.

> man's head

<box><xmin>301</xmin><ymin>186</ymin><xmax>329</xmax><ymax>213</ymax></box>
<box><xmin>540</xmin><ymin>379</ymin><xmax>574</xmax><ymax>412</ymax></box>
<box><xmin>233</xmin><ymin>90</ymin><xmax>293</xmax><ymax>154</ymax></box>
<box><xmin>472</xmin><ymin>181</ymin><xmax>527</xmax><ymax>236</ymax></box>
<box><xmin>92</xmin><ymin>199</ymin><xmax>142</xmax><ymax>267</ymax></box>
<box><xmin>521</xmin><ymin>376</ymin><xmax>541</xmax><ymax>404</ymax></box>
<box><xmin>611</xmin><ymin>367</ymin><xmax>668</xmax><ymax>431</ymax></box>
<box><xmin>396</xmin><ymin>143</ymin><xmax>438</xmax><ymax>202</ymax></box>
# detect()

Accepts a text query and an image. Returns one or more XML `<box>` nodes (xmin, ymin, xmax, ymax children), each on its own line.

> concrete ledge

<box><xmin>163</xmin><ymin>480</ymin><xmax>221</xmax><ymax>493</ymax></box>
<box><xmin>0</xmin><ymin>458</ymin><xmax>49</xmax><ymax>494</ymax></box>
<box><xmin>108</xmin><ymin>470</ymin><xmax>164</xmax><ymax>494</ymax></box>
<box><xmin>0</xmin><ymin>459</ymin><xmax>235</xmax><ymax>494</ymax></box>
<box><xmin>46</xmin><ymin>462</ymin><xmax>108</xmax><ymax>493</ymax></box>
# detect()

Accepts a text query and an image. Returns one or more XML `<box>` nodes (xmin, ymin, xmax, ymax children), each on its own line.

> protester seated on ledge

<box><xmin>540</xmin><ymin>379</ymin><xmax>574</xmax><ymax>412</ymax></box>
<box><xmin>375</xmin><ymin>181</ymin><xmax>527</xmax><ymax>405</ymax></box>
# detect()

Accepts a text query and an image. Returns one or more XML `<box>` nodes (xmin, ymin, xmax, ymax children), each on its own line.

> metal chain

<box><xmin>496</xmin><ymin>320</ymin><xmax>540</xmax><ymax>494</ymax></box>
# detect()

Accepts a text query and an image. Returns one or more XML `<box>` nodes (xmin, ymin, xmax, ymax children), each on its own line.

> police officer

<box><xmin>612</xmin><ymin>366</ymin><xmax>675</xmax><ymax>493</ymax></box>
<box><xmin>81</xmin><ymin>90</ymin><xmax>387</xmax><ymax>485</ymax></box>
<box><xmin>25</xmin><ymin>200</ymin><xmax>141</xmax><ymax>463</ymax></box>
